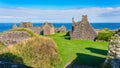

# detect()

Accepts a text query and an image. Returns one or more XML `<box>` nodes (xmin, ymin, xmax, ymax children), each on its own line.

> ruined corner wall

<box><xmin>70</xmin><ymin>15</ymin><xmax>97</xmax><ymax>40</ymax></box>
<box><xmin>28</xmin><ymin>27</ymin><xmax>43</xmax><ymax>34</ymax></box>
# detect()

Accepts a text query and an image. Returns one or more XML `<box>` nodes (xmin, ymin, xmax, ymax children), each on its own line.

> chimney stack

<box><xmin>82</xmin><ymin>15</ymin><xmax>87</xmax><ymax>21</ymax></box>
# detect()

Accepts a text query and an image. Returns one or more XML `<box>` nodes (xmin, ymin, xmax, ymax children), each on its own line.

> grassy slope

<box><xmin>0</xmin><ymin>29</ymin><xmax>61</xmax><ymax>68</ymax></box>
<box><xmin>47</xmin><ymin>33</ymin><xmax>108</xmax><ymax>68</ymax></box>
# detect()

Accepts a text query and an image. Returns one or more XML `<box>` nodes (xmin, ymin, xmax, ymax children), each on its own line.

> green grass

<box><xmin>46</xmin><ymin>33</ymin><xmax>108</xmax><ymax>68</ymax></box>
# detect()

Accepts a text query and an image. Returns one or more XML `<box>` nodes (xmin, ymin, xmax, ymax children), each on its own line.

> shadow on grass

<box><xmin>63</xmin><ymin>35</ymin><xmax>70</xmax><ymax>40</ymax></box>
<box><xmin>86</xmin><ymin>47</ymin><xmax>108</xmax><ymax>55</ymax></box>
<box><xmin>65</xmin><ymin>53</ymin><xmax>106</xmax><ymax>68</ymax></box>
<box><xmin>0</xmin><ymin>53</ymin><xmax>32</xmax><ymax>68</ymax></box>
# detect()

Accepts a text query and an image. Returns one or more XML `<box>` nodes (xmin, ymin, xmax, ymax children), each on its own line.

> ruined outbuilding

<box><xmin>42</xmin><ymin>21</ymin><xmax>55</xmax><ymax>35</ymax></box>
<box><xmin>70</xmin><ymin>15</ymin><xmax>97</xmax><ymax>40</ymax></box>
<box><xmin>55</xmin><ymin>25</ymin><xmax>66</xmax><ymax>33</ymax></box>
<box><xmin>20</xmin><ymin>22</ymin><xmax>33</xmax><ymax>28</ymax></box>
<box><xmin>28</xmin><ymin>21</ymin><xmax>55</xmax><ymax>35</ymax></box>
<box><xmin>13</xmin><ymin>21</ymin><xmax>66</xmax><ymax>35</ymax></box>
<box><xmin>12</xmin><ymin>23</ymin><xmax>17</xmax><ymax>29</ymax></box>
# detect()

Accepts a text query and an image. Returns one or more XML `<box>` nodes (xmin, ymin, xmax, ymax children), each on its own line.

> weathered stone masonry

<box><xmin>70</xmin><ymin>15</ymin><xmax>97</xmax><ymax>40</ymax></box>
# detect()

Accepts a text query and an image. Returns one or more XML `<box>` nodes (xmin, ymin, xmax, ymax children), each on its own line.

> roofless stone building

<box><xmin>70</xmin><ymin>15</ymin><xmax>97</xmax><ymax>40</ymax></box>
<box><xmin>20</xmin><ymin>22</ymin><xmax>33</xmax><ymax>28</ymax></box>
<box><xmin>13</xmin><ymin>21</ymin><xmax>66</xmax><ymax>35</ymax></box>
<box><xmin>42</xmin><ymin>21</ymin><xmax>55</xmax><ymax>35</ymax></box>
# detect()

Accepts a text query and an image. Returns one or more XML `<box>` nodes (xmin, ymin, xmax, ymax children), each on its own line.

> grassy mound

<box><xmin>0</xmin><ymin>32</ymin><xmax>61</xmax><ymax>68</ymax></box>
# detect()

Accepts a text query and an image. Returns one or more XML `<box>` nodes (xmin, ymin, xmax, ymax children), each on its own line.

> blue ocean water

<box><xmin>0</xmin><ymin>23</ymin><xmax>120</xmax><ymax>32</ymax></box>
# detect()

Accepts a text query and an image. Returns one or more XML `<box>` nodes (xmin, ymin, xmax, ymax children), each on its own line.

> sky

<box><xmin>0</xmin><ymin>0</ymin><xmax>120</xmax><ymax>23</ymax></box>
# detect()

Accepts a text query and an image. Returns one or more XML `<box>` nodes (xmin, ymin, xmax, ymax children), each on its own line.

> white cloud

<box><xmin>0</xmin><ymin>7</ymin><xmax>120</xmax><ymax>23</ymax></box>
<box><xmin>0</xmin><ymin>16</ymin><xmax>14</xmax><ymax>18</ymax></box>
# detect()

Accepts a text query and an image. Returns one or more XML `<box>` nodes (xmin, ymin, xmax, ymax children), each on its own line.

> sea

<box><xmin>0</xmin><ymin>23</ymin><xmax>120</xmax><ymax>32</ymax></box>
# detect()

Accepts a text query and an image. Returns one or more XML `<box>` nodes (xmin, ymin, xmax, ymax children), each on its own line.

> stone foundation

<box><xmin>0</xmin><ymin>31</ymin><xmax>30</xmax><ymax>45</ymax></box>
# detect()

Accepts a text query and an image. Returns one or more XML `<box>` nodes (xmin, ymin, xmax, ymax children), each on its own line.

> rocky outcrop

<box><xmin>70</xmin><ymin>15</ymin><xmax>97</xmax><ymax>40</ymax></box>
<box><xmin>0</xmin><ymin>31</ymin><xmax>30</xmax><ymax>45</ymax></box>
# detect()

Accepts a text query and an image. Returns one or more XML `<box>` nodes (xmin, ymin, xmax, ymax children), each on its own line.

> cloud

<box><xmin>0</xmin><ymin>16</ymin><xmax>14</xmax><ymax>18</ymax></box>
<box><xmin>0</xmin><ymin>7</ymin><xmax>120</xmax><ymax>23</ymax></box>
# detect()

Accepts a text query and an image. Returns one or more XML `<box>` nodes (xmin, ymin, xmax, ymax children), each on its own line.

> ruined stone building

<box><xmin>12</xmin><ymin>23</ymin><xmax>17</xmax><ymax>29</ymax></box>
<box><xmin>70</xmin><ymin>15</ymin><xmax>97</xmax><ymax>40</ymax></box>
<box><xmin>42</xmin><ymin>21</ymin><xmax>55</xmax><ymax>35</ymax></box>
<box><xmin>55</xmin><ymin>25</ymin><xmax>66</xmax><ymax>33</ymax></box>
<box><xmin>13</xmin><ymin>21</ymin><xmax>67</xmax><ymax>35</ymax></box>
<box><xmin>20</xmin><ymin>22</ymin><xmax>33</xmax><ymax>28</ymax></box>
<box><xmin>28</xmin><ymin>27</ymin><xmax>43</xmax><ymax>34</ymax></box>
<box><xmin>21</xmin><ymin>21</ymin><xmax>55</xmax><ymax>35</ymax></box>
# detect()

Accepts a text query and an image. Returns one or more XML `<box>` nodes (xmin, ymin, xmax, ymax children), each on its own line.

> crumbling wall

<box><xmin>42</xmin><ymin>22</ymin><xmax>55</xmax><ymax>35</ymax></box>
<box><xmin>70</xmin><ymin>15</ymin><xmax>97</xmax><ymax>40</ymax></box>
<box><xmin>0</xmin><ymin>31</ymin><xmax>30</xmax><ymax>45</ymax></box>
<box><xmin>28</xmin><ymin>27</ymin><xmax>43</xmax><ymax>34</ymax></box>
<box><xmin>19</xmin><ymin>22</ymin><xmax>33</xmax><ymax>28</ymax></box>
<box><xmin>104</xmin><ymin>37</ymin><xmax>120</xmax><ymax>68</ymax></box>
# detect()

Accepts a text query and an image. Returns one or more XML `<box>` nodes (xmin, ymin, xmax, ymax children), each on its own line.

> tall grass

<box><xmin>0</xmin><ymin>29</ymin><xmax>61</xmax><ymax>68</ymax></box>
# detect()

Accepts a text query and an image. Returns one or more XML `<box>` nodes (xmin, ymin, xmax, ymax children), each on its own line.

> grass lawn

<box><xmin>46</xmin><ymin>33</ymin><xmax>108</xmax><ymax>68</ymax></box>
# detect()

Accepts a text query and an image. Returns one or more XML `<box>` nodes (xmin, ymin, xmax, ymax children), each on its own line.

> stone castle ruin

<box><xmin>14</xmin><ymin>21</ymin><xmax>66</xmax><ymax>35</ymax></box>
<box><xmin>70</xmin><ymin>15</ymin><xmax>97</xmax><ymax>40</ymax></box>
<box><xmin>20</xmin><ymin>22</ymin><xmax>33</xmax><ymax>28</ymax></box>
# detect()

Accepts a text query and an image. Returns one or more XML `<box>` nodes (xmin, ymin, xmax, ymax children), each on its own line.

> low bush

<box><xmin>97</xmin><ymin>28</ymin><xmax>115</xmax><ymax>41</ymax></box>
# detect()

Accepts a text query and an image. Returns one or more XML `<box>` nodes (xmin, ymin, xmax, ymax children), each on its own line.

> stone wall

<box><xmin>19</xmin><ymin>22</ymin><xmax>33</xmax><ymax>28</ymax></box>
<box><xmin>12</xmin><ymin>23</ymin><xmax>17</xmax><ymax>29</ymax></box>
<box><xmin>70</xmin><ymin>15</ymin><xmax>97</xmax><ymax>40</ymax></box>
<box><xmin>58</xmin><ymin>25</ymin><xmax>66</xmax><ymax>33</ymax></box>
<box><xmin>0</xmin><ymin>31</ymin><xmax>30</xmax><ymax>45</ymax></box>
<box><xmin>28</xmin><ymin>27</ymin><xmax>43</xmax><ymax>34</ymax></box>
<box><xmin>42</xmin><ymin>22</ymin><xmax>55</xmax><ymax>35</ymax></box>
<box><xmin>105</xmin><ymin>37</ymin><xmax>120</xmax><ymax>68</ymax></box>
<box><xmin>55</xmin><ymin>25</ymin><xmax>66</xmax><ymax>33</ymax></box>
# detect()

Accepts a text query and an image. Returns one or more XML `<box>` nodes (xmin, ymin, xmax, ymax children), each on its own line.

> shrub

<box><xmin>97</xmin><ymin>28</ymin><xmax>115</xmax><ymax>41</ymax></box>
